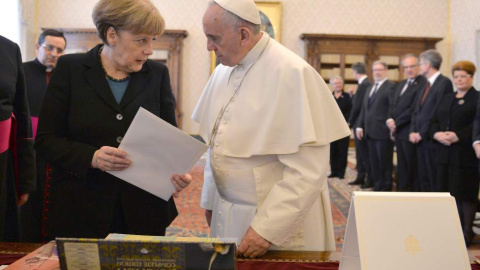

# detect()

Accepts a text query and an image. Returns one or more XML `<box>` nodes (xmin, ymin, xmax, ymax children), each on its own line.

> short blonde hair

<box><xmin>329</xmin><ymin>75</ymin><xmax>344</xmax><ymax>86</ymax></box>
<box><xmin>92</xmin><ymin>0</ymin><xmax>165</xmax><ymax>45</ymax></box>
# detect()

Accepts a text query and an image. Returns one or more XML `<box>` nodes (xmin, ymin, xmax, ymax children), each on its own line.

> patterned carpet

<box><xmin>166</xmin><ymin>153</ymin><xmax>480</xmax><ymax>250</ymax></box>
<box><xmin>166</xmin><ymin>156</ymin><xmax>359</xmax><ymax>251</ymax></box>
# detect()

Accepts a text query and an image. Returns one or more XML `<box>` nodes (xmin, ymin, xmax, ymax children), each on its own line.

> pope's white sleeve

<box><xmin>250</xmin><ymin>144</ymin><xmax>329</xmax><ymax>246</ymax></box>
<box><xmin>200</xmin><ymin>148</ymin><xmax>216</xmax><ymax>210</ymax></box>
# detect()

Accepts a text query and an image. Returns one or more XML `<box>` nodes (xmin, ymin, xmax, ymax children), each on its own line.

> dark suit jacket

<box><xmin>24</xmin><ymin>59</ymin><xmax>49</xmax><ymax>117</ymax></box>
<box><xmin>389</xmin><ymin>76</ymin><xmax>427</xmax><ymax>141</ymax></box>
<box><xmin>472</xmin><ymin>88</ymin><xmax>480</xmax><ymax>143</ymax></box>
<box><xmin>35</xmin><ymin>44</ymin><xmax>178</xmax><ymax>240</ymax></box>
<box><xmin>411</xmin><ymin>74</ymin><xmax>453</xmax><ymax>142</ymax></box>
<box><xmin>429</xmin><ymin>88</ymin><xmax>478</xmax><ymax>167</ymax></box>
<box><xmin>358</xmin><ymin>80</ymin><xmax>396</xmax><ymax>140</ymax></box>
<box><xmin>349</xmin><ymin>77</ymin><xmax>371</xmax><ymax>128</ymax></box>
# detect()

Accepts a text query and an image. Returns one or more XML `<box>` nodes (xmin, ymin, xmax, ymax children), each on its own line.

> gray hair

<box><xmin>372</xmin><ymin>60</ymin><xmax>388</xmax><ymax>70</ymax></box>
<box><xmin>420</xmin><ymin>49</ymin><xmax>442</xmax><ymax>70</ymax></box>
<box><xmin>329</xmin><ymin>75</ymin><xmax>344</xmax><ymax>86</ymax></box>
<box><xmin>401</xmin><ymin>54</ymin><xmax>419</xmax><ymax>65</ymax></box>
<box><xmin>351</xmin><ymin>62</ymin><xmax>367</xmax><ymax>74</ymax></box>
<box><xmin>209</xmin><ymin>1</ymin><xmax>261</xmax><ymax>34</ymax></box>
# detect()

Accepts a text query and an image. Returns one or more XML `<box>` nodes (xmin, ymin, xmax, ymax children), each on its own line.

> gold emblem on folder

<box><xmin>405</xmin><ymin>235</ymin><xmax>421</xmax><ymax>255</ymax></box>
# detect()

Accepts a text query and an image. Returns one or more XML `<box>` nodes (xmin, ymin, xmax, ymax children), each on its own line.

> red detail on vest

<box><xmin>41</xmin><ymin>163</ymin><xmax>52</xmax><ymax>242</ymax></box>
<box><xmin>10</xmin><ymin>114</ymin><xmax>19</xmax><ymax>197</ymax></box>
<box><xmin>46</xmin><ymin>72</ymin><xmax>52</xmax><ymax>84</ymax></box>
<box><xmin>31</xmin><ymin>116</ymin><xmax>38</xmax><ymax>138</ymax></box>
<box><xmin>0</xmin><ymin>117</ymin><xmax>12</xmax><ymax>153</ymax></box>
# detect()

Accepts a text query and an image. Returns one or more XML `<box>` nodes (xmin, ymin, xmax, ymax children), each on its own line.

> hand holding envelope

<box><xmin>107</xmin><ymin>107</ymin><xmax>208</xmax><ymax>201</ymax></box>
<box><xmin>91</xmin><ymin>145</ymin><xmax>192</xmax><ymax>198</ymax></box>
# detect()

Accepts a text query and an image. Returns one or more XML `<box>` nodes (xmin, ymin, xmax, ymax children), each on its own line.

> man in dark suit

<box><xmin>410</xmin><ymin>49</ymin><xmax>453</xmax><ymax>192</ymax></box>
<box><xmin>21</xmin><ymin>29</ymin><xmax>66</xmax><ymax>243</ymax></box>
<box><xmin>348</xmin><ymin>62</ymin><xmax>372</xmax><ymax>187</ymax></box>
<box><xmin>386</xmin><ymin>54</ymin><xmax>427</xmax><ymax>191</ymax></box>
<box><xmin>0</xmin><ymin>35</ymin><xmax>36</xmax><ymax>241</ymax></box>
<box><xmin>356</xmin><ymin>61</ymin><xmax>395</xmax><ymax>191</ymax></box>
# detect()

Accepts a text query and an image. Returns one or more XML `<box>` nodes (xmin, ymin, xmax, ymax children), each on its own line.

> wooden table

<box><xmin>1</xmin><ymin>242</ymin><xmax>479</xmax><ymax>270</ymax></box>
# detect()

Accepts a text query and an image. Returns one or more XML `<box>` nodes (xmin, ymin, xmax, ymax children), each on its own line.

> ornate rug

<box><xmin>167</xmin><ymin>153</ymin><xmax>480</xmax><ymax>251</ymax></box>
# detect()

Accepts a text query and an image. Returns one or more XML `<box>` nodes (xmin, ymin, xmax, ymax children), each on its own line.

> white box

<box><xmin>339</xmin><ymin>192</ymin><xmax>470</xmax><ymax>270</ymax></box>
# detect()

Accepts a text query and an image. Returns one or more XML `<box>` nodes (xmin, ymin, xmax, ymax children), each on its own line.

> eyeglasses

<box><xmin>41</xmin><ymin>44</ymin><xmax>64</xmax><ymax>54</ymax></box>
<box><xmin>403</xmin><ymin>65</ymin><xmax>418</xmax><ymax>69</ymax></box>
<box><xmin>372</xmin><ymin>69</ymin><xmax>386</xmax><ymax>72</ymax></box>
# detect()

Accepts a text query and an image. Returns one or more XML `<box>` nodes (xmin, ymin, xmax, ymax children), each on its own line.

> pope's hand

<box><xmin>171</xmin><ymin>173</ymin><xmax>192</xmax><ymax>198</ymax></box>
<box><xmin>237</xmin><ymin>227</ymin><xmax>270</xmax><ymax>258</ymax></box>
<box><xmin>91</xmin><ymin>146</ymin><xmax>130</xmax><ymax>171</ymax></box>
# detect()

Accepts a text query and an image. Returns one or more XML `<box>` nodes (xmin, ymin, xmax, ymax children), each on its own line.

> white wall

<box><xmin>26</xmin><ymin>0</ymin><xmax>449</xmax><ymax>133</ymax></box>
<box><xmin>450</xmin><ymin>0</ymin><xmax>480</xmax><ymax>88</ymax></box>
<box><xmin>0</xmin><ymin>0</ymin><xmax>21</xmax><ymax>44</ymax></box>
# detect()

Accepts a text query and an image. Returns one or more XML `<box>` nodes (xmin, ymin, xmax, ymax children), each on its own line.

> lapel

<box><xmin>372</xmin><ymin>81</ymin><xmax>388</xmax><ymax>101</ymax></box>
<box><xmin>83</xmin><ymin>45</ymin><xmax>120</xmax><ymax>112</ymax></box>
<box><xmin>119</xmin><ymin>61</ymin><xmax>152</xmax><ymax>108</ymax></box>
<box><xmin>395</xmin><ymin>80</ymin><xmax>407</xmax><ymax>104</ymax></box>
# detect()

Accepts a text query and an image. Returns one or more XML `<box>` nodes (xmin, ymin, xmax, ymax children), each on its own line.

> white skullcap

<box><xmin>213</xmin><ymin>0</ymin><xmax>261</xmax><ymax>24</ymax></box>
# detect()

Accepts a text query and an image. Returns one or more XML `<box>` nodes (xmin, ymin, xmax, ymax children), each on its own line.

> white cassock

<box><xmin>192</xmin><ymin>33</ymin><xmax>350</xmax><ymax>251</ymax></box>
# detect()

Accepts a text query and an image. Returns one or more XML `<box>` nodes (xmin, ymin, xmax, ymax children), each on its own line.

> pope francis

<box><xmin>192</xmin><ymin>0</ymin><xmax>351</xmax><ymax>258</ymax></box>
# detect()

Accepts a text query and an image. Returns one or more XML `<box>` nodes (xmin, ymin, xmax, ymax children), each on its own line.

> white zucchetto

<box><xmin>213</xmin><ymin>0</ymin><xmax>261</xmax><ymax>24</ymax></box>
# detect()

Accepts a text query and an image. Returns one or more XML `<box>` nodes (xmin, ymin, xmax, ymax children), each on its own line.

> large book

<box><xmin>57</xmin><ymin>234</ymin><xmax>236</xmax><ymax>270</ymax></box>
<box><xmin>5</xmin><ymin>235</ymin><xmax>237</xmax><ymax>270</ymax></box>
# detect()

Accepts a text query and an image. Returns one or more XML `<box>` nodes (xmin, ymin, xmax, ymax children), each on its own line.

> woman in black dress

<box><xmin>328</xmin><ymin>75</ymin><xmax>352</xmax><ymax>179</ymax></box>
<box><xmin>430</xmin><ymin>60</ymin><xmax>479</xmax><ymax>245</ymax></box>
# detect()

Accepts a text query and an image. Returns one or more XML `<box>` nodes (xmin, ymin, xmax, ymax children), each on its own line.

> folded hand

<box><xmin>91</xmin><ymin>146</ymin><xmax>131</xmax><ymax>171</ymax></box>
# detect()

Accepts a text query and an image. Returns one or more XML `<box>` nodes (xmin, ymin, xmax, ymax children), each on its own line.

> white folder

<box><xmin>339</xmin><ymin>192</ymin><xmax>471</xmax><ymax>270</ymax></box>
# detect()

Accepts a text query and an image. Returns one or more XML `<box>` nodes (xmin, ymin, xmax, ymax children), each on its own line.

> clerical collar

<box><xmin>238</xmin><ymin>32</ymin><xmax>269</xmax><ymax>67</ymax></box>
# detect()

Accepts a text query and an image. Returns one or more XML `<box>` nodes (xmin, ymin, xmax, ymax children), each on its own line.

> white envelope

<box><xmin>109</xmin><ymin>107</ymin><xmax>208</xmax><ymax>201</ymax></box>
<box><xmin>339</xmin><ymin>192</ymin><xmax>470</xmax><ymax>270</ymax></box>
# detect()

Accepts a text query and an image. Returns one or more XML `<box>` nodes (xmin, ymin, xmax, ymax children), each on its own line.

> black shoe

<box><xmin>361</xmin><ymin>183</ymin><xmax>373</xmax><ymax>189</ymax></box>
<box><xmin>338</xmin><ymin>175</ymin><xmax>345</xmax><ymax>179</ymax></box>
<box><xmin>349</xmin><ymin>179</ymin><xmax>364</xmax><ymax>185</ymax></box>
<box><xmin>327</xmin><ymin>173</ymin><xmax>337</xmax><ymax>178</ymax></box>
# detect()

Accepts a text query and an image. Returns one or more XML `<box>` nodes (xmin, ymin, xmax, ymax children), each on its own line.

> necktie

<box><xmin>400</xmin><ymin>80</ymin><xmax>411</xmax><ymax>96</ymax></box>
<box><xmin>420</xmin><ymin>82</ymin><xmax>431</xmax><ymax>105</ymax></box>
<box><xmin>368</xmin><ymin>83</ymin><xmax>378</xmax><ymax>106</ymax></box>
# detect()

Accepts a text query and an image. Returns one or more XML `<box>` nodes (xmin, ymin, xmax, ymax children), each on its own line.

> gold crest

<box><xmin>458</xmin><ymin>99</ymin><xmax>465</xmax><ymax>105</ymax></box>
<box><xmin>405</xmin><ymin>235</ymin><xmax>421</xmax><ymax>255</ymax></box>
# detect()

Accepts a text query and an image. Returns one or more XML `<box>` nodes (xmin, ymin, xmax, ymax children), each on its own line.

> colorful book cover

<box><xmin>56</xmin><ymin>235</ymin><xmax>237</xmax><ymax>270</ymax></box>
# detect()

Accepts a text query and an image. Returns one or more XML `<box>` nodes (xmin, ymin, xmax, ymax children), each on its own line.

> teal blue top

<box><xmin>107</xmin><ymin>78</ymin><xmax>129</xmax><ymax>104</ymax></box>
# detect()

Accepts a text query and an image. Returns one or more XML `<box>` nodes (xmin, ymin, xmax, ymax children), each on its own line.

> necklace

<box><xmin>98</xmin><ymin>46</ymin><xmax>130</xmax><ymax>82</ymax></box>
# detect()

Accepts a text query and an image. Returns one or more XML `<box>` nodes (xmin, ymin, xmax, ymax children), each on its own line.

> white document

<box><xmin>339</xmin><ymin>192</ymin><xmax>470</xmax><ymax>270</ymax></box>
<box><xmin>109</xmin><ymin>107</ymin><xmax>208</xmax><ymax>201</ymax></box>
